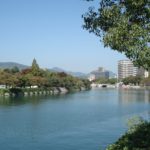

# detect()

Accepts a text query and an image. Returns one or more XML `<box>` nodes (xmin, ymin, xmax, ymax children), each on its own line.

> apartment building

<box><xmin>118</xmin><ymin>60</ymin><xmax>149</xmax><ymax>79</ymax></box>
<box><xmin>118</xmin><ymin>60</ymin><xmax>139</xmax><ymax>79</ymax></box>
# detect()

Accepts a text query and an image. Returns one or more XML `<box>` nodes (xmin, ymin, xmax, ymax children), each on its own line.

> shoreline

<box><xmin>0</xmin><ymin>87</ymin><xmax>89</xmax><ymax>97</ymax></box>
<box><xmin>91</xmin><ymin>83</ymin><xmax>150</xmax><ymax>90</ymax></box>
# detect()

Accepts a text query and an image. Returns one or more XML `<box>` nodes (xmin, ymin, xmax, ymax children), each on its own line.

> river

<box><xmin>0</xmin><ymin>88</ymin><xmax>150</xmax><ymax>150</ymax></box>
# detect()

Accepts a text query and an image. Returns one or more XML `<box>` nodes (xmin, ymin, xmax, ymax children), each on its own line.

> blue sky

<box><xmin>0</xmin><ymin>0</ymin><xmax>126</xmax><ymax>73</ymax></box>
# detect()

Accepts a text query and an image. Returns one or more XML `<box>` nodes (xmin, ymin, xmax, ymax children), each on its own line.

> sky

<box><xmin>0</xmin><ymin>0</ymin><xmax>126</xmax><ymax>73</ymax></box>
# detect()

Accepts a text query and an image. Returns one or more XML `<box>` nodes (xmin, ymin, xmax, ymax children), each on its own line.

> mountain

<box><xmin>49</xmin><ymin>67</ymin><xmax>65</xmax><ymax>73</ymax></box>
<box><xmin>0</xmin><ymin>62</ymin><xmax>29</xmax><ymax>70</ymax></box>
<box><xmin>49</xmin><ymin>67</ymin><xmax>87</xmax><ymax>78</ymax></box>
<box><xmin>67</xmin><ymin>71</ymin><xmax>88</xmax><ymax>78</ymax></box>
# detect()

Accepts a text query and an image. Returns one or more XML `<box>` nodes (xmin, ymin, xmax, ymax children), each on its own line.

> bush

<box><xmin>106</xmin><ymin>117</ymin><xmax>150</xmax><ymax>150</ymax></box>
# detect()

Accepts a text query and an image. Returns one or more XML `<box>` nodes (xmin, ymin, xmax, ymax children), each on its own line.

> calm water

<box><xmin>0</xmin><ymin>88</ymin><xmax>150</xmax><ymax>150</ymax></box>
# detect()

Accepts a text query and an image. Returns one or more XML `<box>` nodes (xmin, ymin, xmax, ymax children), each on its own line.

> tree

<box><xmin>122</xmin><ymin>76</ymin><xmax>142</xmax><ymax>85</ymax></box>
<box><xmin>3</xmin><ymin>68</ymin><xmax>11</xmax><ymax>73</ymax></box>
<box><xmin>31</xmin><ymin>58</ymin><xmax>40</xmax><ymax>76</ymax></box>
<box><xmin>15</xmin><ymin>75</ymin><xmax>29</xmax><ymax>88</ymax></box>
<box><xmin>11</xmin><ymin>66</ymin><xmax>20</xmax><ymax>74</ymax></box>
<box><xmin>95</xmin><ymin>77</ymin><xmax>117</xmax><ymax>84</ymax></box>
<box><xmin>21</xmin><ymin>68</ymin><xmax>32</xmax><ymax>75</ymax></box>
<box><xmin>83</xmin><ymin>0</ymin><xmax>150</xmax><ymax>70</ymax></box>
<box><xmin>32</xmin><ymin>58</ymin><xmax>39</xmax><ymax>70</ymax></box>
<box><xmin>0</xmin><ymin>70</ymin><xmax>18</xmax><ymax>88</ymax></box>
<box><xmin>141</xmin><ymin>77</ymin><xmax>150</xmax><ymax>86</ymax></box>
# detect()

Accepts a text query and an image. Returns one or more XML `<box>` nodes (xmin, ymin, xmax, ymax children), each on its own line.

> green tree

<box><xmin>0</xmin><ymin>70</ymin><xmax>17</xmax><ymax>88</ymax></box>
<box><xmin>108</xmin><ymin>78</ymin><xmax>117</xmax><ymax>84</ymax></box>
<box><xmin>122</xmin><ymin>76</ymin><xmax>142</xmax><ymax>85</ymax></box>
<box><xmin>11</xmin><ymin>66</ymin><xmax>20</xmax><ymax>74</ymax></box>
<box><xmin>141</xmin><ymin>77</ymin><xmax>150</xmax><ymax>86</ymax></box>
<box><xmin>31</xmin><ymin>58</ymin><xmax>40</xmax><ymax>76</ymax></box>
<box><xmin>15</xmin><ymin>75</ymin><xmax>29</xmax><ymax>88</ymax></box>
<box><xmin>95</xmin><ymin>78</ymin><xmax>117</xmax><ymax>84</ymax></box>
<box><xmin>83</xmin><ymin>0</ymin><xmax>150</xmax><ymax>70</ymax></box>
<box><xmin>32</xmin><ymin>58</ymin><xmax>39</xmax><ymax>70</ymax></box>
<box><xmin>3</xmin><ymin>68</ymin><xmax>11</xmax><ymax>73</ymax></box>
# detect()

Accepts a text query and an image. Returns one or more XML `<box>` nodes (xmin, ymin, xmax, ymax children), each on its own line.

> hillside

<box><xmin>0</xmin><ymin>62</ymin><xmax>29</xmax><ymax>70</ymax></box>
<box><xmin>49</xmin><ymin>67</ymin><xmax>87</xmax><ymax>78</ymax></box>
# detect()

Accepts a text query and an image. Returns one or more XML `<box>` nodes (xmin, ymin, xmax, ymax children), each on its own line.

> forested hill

<box><xmin>0</xmin><ymin>62</ymin><xmax>29</xmax><ymax>70</ymax></box>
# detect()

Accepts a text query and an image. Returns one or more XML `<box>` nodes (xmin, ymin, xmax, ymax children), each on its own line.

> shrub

<box><xmin>106</xmin><ymin>117</ymin><xmax>150</xmax><ymax>150</ymax></box>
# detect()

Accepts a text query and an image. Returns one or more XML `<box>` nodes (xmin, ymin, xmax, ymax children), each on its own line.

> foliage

<box><xmin>0</xmin><ymin>89</ymin><xmax>9</xmax><ymax>95</ymax></box>
<box><xmin>32</xmin><ymin>58</ymin><xmax>39</xmax><ymax>70</ymax></box>
<box><xmin>0</xmin><ymin>70</ymin><xmax>18</xmax><ymax>88</ymax></box>
<box><xmin>95</xmin><ymin>78</ymin><xmax>117</xmax><ymax>84</ymax></box>
<box><xmin>31</xmin><ymin>58</ymin><xmax>41</xmax><ymax>76</ymax></box>
<box><xmin>141</xmin><ymin>77</ymin><xmax>150</xmax><ymax>86</ymax></box>
<box><xmin>11</xmin><ymin>66</ymin><xmax>20</xmax><ymax>73</ymax></box>
<box><xmin>83</xmin><ymin>0</ymin><xmax>150</xmax><ymax>70</ymax></box>
<box><xmin>81</xmin><ymin>79</ymin><xmax>91</xmax><ymax>89</ymax></box>
<box><xmin>0</xmin><ymin>59</ymin><xmax>90</xmax><ymax>92</ymax></box>
<box><xmin>122</xmin><ymin>76</ymin><xmax>142</xmax><ymax>85</ymax></box>
<box><xmin>3</xmin><ymin>66</ymin><xmax>20</xmax><ymax>74</ymax></box>
<box><xmin>106</xmin><ymin>117</ymin><xmax>150</xmax><ymax>150</ymax></box>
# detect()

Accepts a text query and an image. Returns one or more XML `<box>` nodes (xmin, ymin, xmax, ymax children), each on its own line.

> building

<box><xmin>118</xmin><ymin>60</ymin><xmax>149</xmax><ymax>79</ymax></box>
<box><xmin>118</xmin><ymin>60</ymin><xmax>138</xmax><ymax>79</ymax></box>
<box><xmin>88</xmin><ymin>67</ymin><xmax>116</xmax><ymax>81</ymax></box>
<box><xmin>88</xmin><ymin>74</ymin><xmax>96</xmax><ymax>81</ymax></box>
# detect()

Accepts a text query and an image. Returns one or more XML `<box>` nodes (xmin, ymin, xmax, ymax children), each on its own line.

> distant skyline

<box><xmin>0</xmin><ymin>0</ymin><xmax>126</xmax><ymax>73</ymax></box>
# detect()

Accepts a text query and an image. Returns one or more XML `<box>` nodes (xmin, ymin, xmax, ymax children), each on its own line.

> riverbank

<box><xmin>0</xmin><ymin>86</ymin><xmax>89</xmax><ymax>97</ymax></box>
<box><xmin>91</xmin><ymin>83</ymin><xmax>150</xmax><ymax>90</ymax></box>
<box><xmin>0</xmin><ymin>59</ymin><xmax>91</xmax><ymax>97</ymax></box>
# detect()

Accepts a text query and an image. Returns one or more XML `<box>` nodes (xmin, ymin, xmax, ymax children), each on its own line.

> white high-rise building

<box><xmin>118</xmin><ymin>60</ymin><xmax>138</xmax><ymax>79</ymax></box>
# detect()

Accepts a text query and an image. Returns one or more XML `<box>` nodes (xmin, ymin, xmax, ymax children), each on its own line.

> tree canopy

<box><xmin>31</xmin><ymin>58</ymin><xmax>41</xmax><ymax>76</ymax></box>
<box><xmin>83</xmin><ymin>0</ymin><xmax>150</xmax><ymax>70</ymax></box>
<box><xmin>122</xmin><ymin>75</ymin><xmax>142</xmax><ymax>85</ymax></box>
<box><xmin>0</xmin><ymin>59</ymin><xmax>91</xmax><ymax>91</ymax></box>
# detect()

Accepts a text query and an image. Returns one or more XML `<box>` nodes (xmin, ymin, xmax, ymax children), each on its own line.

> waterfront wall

<box><xmin>0</xmin><ymin>87</ymin><xmax>88</xmax><ymax>97</ymax></box>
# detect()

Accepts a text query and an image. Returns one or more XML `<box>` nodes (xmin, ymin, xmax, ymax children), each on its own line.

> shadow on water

<box><xmin>1</xmin><ymin>89</ymin><xmax>150</xmax><ymax>107</ymax></box>
<box><xmin>0</xmin><ymin>93</ymin><xmax>73</xmax><ymax>107</ymax></box>
<box><xmin>0</xmin><ymin>90</ymin><xmax>85</xmax><ymax>107</ymax></box>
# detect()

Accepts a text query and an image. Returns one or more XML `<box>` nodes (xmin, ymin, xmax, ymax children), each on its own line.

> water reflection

<box><xmin>1</xmin><ymin>89</ymin><xmax>150</xmax><ymax>107</ymax></box>
<box><xmin>0</xmin><ymin>93</ymin><xmax>74</xmax><ymax>107</ymax></box>
<box><xmin>118</xmin><ymin>89</ymin><xmax>150</xmax><ymax>104</ymax></box>
<box><xmin>0</xmin><ymin>95</ymin><xmax>54</xmax><ymax>106</ymax></box>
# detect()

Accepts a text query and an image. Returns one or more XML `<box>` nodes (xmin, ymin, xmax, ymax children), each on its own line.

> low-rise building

<box><xmin>88</xmin><ymin>74</ymin><xmax>96</xmax><ymax>81</ymax></box>
<box><xmin>88</xmin><ymin>67</ymin><xmax>116</xmax><ymax>81</ymax></box>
